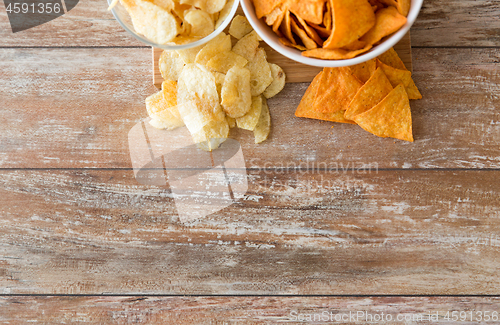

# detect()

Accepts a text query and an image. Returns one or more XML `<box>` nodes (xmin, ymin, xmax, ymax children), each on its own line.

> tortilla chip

<box><xmin>360</xmin><ymin>6</ymin><xmax>407</xmax><ymax>46</ymax></box>
<box><xmin>323</xmin><ymin>0</ymin><xmax>376</xmax><ymax>49</ymax></box>
<box><xmin>376</xmin><ymin>59</ymin><xmax>421</xmax><ymax>99</ymax></box>
<box><xmin>308</xmin><ymin>22</ymin><xmax>331</xmax><ymax>39</ymax></box>
<box><xmin>302</xmin><ymin>45</ymin><xmax>372</xmax><ymax>60</ymax></box>
<box><xmin>344</xmin><ymin>67</ymin><xmax>393</xmax><ymax>120</ymax></box>
<box><xmin>295</xmin><ymin>71</ymin><xmax>356</xmax><ymax>124</ymax></box>
<box><xmin>280</xmin><ymin>10</ymin><xmax>297</xmax><ymax>45</ymax></box>
<box><xmin>287</xmin><ymin>0</ymin><xmax>325</xmax><ymax>25</ymax></box>
<box><xmin>379</xmin><ymin>0</ymin><xmax>411</xmax><ymax>17</ymax></box>
<box><xmin>314</xmin><ymin>67</ymin><xmax>363</xmax><ymax>114</ymax></box>
<box><xmin>253</xmin><ymin>0</ymin><xmax>282</xmax><ymax>19</ymax></box>
<box><xmin>295</xmin><ymin>15</ymin><xmax>324</xmax><ymax>46</ymax></box>
<box><xmin>279</xmin><ymin>37</ymin><xmax>307</xmax><ymax>51</ymax></box>
<box><xmin>290</xmin><ymin>16</ymin><xmax>318</xmax><ymax>49</ymax></box>
<box><xmin>349</xmin><ymin>58</ymin><xmax>377</xmax><ymax>83</ymax></box>
<box><xmin>377</xmin><ymin>47</ymin><xmax>407</xmax><ymax>70</ymax></box>
<box><xmin>353</xmin><ymin>83</ymin><xmax>413</xmax><ymax>141</ymax></box>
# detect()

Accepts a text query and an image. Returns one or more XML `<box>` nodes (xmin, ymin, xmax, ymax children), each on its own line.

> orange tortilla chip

<box><xmin>295</xmin><ymin>15</ymin><xmax>324</xmax><ymax>46</ymax></box>
<box><xmin>379</xmin><ymin>0</ymin><xmax>410</xmax><ymax>17</ymax></box>
<box><xmin>295</xmin><ymin>72</ymin><xmax>355</xmax><ymax>124</ymax></box>
<box><xmin>349</xmin><ymin>58</ymin><xmax>377</xmax><ymax>83</ymax></box>
<box><xmin>353</xmin><ymin>83</ymin><xmax>413</xmax><ymax>142</ymax></box>
<box><xmin>302</xmin><ymin>45</ymin><xmax>372</xmax><ymax>60</ymax></box>
<box><xmin>344</xmin><ymin>67</ymin><xmax>393</xmax><ymax>120</ymax></box>
<box><xmin>324</xmin><ymin>0</ymin><xmax>376</xmax><ymax>49</ymax></box>
<box><xmin>343</xmin><ymin>39</ymin><xmax>368</xmax><ymax>51</ymax></box>
<box><xmin>314</xmin><ymin>67</ymin><xmax>363</xmax><ymax>114</ymax></box>
<box><xmin>286</xmin><ymin>0</ymin><xmax>325</xmax><ymax>25</ymax></box>
<box><xmin>290</xmin><ymin>16</ymin><xmax>318</xmax><ymax>49</ymax></box>
<box><xmin>376</xmin><ymin>59</ymin><xmax>422</xmax><ymax>99</ymax></box>
<box><xmin>279</xmin><ymin>37</ymin><xmax>306</xmax><ymax>51</ymax></box>
<box><xmin>377</xmin><ymin>47</ymin><xmax>407</xmax><ymax>70</ymax></box>
<box><xmin>323</xmin><ymin>0</ymin><xmax>332</xmax><ymax>30</ymax></box>
<box><xmin>253</xmin><ymin>0</ymin><xmax>282</xmax><ymax>19</ymax></box>
<box><xmin>280</xmin><ymin>10</ymin><xmax>297</xmax><ymax>45</ymax></box>
<box><xmin>308</xmin><ymin>22</ymin><xmax>331</xmax><ymax>39</ymax></box>
<box><xmin>360</xmin><ymin>6</ymin><xmax>407</xmax><ymax>46</ymax></box>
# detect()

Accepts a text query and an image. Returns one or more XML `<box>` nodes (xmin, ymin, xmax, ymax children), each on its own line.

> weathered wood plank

<box><xmin>1</xmin><ymin>296</ymin><xmax>500</xmax><ymax>324</ymax></box>
<box><xmin>0</xmin><ymin>0</ymin><xmax>499</xmax><ymax>48</ymax></box>
<box><xmin>0</xmin><ymin>169</ymin><xmax>499</xmax><ymax>294</ymax></box>
<box><xmin>1</xmin><ymin>48</ymin><xmax>499</xmax><ymax>169</ymax></box>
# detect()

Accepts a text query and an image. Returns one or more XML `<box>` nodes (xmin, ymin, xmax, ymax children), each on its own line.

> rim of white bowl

<box><xmin>241</xmin><ymin>0</ymin><xmax>423</xmax><ymax>67</ymax></box>
<box><xmin>109</xmin><ymin>0</ymin><xmax>241</xmax><ymax>50</ymax></box>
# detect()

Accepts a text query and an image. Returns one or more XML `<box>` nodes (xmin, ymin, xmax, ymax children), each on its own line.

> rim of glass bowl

<box><xmin>108</xmin><ymin>0</ymin><xmax>241</xmax><ymax>50</ymax></box>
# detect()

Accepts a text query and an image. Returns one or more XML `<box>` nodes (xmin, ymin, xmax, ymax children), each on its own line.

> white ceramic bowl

<box><xmin>108</xmin><ymin>0</ymin><xmax>240</xmax><ymax>50</ymax></box>
<box><xmin>241</xmin><ymin>0</ymin><xmax>423</xmax><ymax>67</ymax></box>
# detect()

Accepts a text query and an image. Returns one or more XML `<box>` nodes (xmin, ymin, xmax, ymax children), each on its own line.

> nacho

<box><xmin>360</xmin><ymin>6</ymin><xmax>407</xmax><ymax>46</ymax></box>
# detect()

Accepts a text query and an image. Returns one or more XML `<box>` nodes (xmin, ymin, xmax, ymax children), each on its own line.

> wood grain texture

<box><xmin>1</xmin><ymin>296</ymin><xmax>500</xmax><ymax>324</ymax></box>
<box><xmin>0</xmin><ymin>169</ymin><xmax>499</xmax><ymax>294</ymax></box>
<box><xmin>0</xmin><ymin>0</ymin><xmax>499</xmax><ymax>48</ymax></box>
<box><xmin>1</xmin><ymin>48</ymin><xmax>499</xmax><ymax>169</ymax></box>
<box><xmin>152</xmin><ymin>34</ymin><xmax>411</xmax><ymax>88</ymax></box>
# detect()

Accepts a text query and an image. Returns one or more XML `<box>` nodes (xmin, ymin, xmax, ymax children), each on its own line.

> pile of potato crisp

<box><xmin>110</xmin><ymin>0</ymin><xmax>236</xmax><ymax>45</ymax></box>
<box><xmin>253</xmin><ymin>0</ymin><xmax>410</xmax><ymax>60</ymax></box>
<box><xmin>146</xmin><ymin>16</ymin><xmax>286</xmax><ymax>151</ymax></box>
<box><xmin>296</xmin><ymin>48</ymin><xmax>420</xmax><ymax>142</ymax></box>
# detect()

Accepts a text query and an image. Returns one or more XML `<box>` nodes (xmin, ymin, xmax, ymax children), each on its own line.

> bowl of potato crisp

<box><xmin>108</xmin><ymin>0</ymin><xmax>239</xmax><ymax>50</ymax></box>
<box><xmin>241</xmin><ymin>0</ymin><xmax>423</xmax><ymax>67</ymax></box>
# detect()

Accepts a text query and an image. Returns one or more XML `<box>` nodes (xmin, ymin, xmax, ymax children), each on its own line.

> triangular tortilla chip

<box><xmin>376</xmin><ymin>59</ymin><xmax>422</xmax><ymax>99</ymax></box>
<box><xmin>253</xmin><ymin>0</ymin><xmax>283</xmax><ymax>19</ymax></box>
<box><xmin>353</xmin><ymin>83</ymin><xmax>413</xmax><ymax>141</ymax></box>
<box><xmin>324</xmin><ymin>0</ymin><xmax>375</xmax><ymax>49</ymax></box>
<box><xmin>295</xmin><ymin>71</ymin><xmax>355</xmax><ymax>124</ymax></box>
<box><xmin>345</xmin><ymin>67</ymin><xmax>393</xmax><ymax>120</ymax></box>
<box><xmin>290</xmin><ymin>16</ymin><xmax>318</xmax><ymax>49</ymax></box>
<box><xmin>313</xmin><ymin>67</ymin><xmax>363</xmax><ymax>114</ymax></box>
<box><xmin>286</xmin><ymin>0</ymin><xmax>325</xmax><ymax>25</ymax></box>
<box><xmin>302</xmin><ymin>45</ymin><xmax>372</xmax><ymax>60</ymax></box>
<box><xmin>377</xmin><ymin>47</ymin><xmax>407</xmax><ymax>70</ymax></box>
<box><xmin>379</xmin><ymin>0</ymin><xmax>410</xmax><ymax>17</ymax></box>
<box><xmin>349</xmin><ymin>58</ymin><xmax>377</xmax><ymax>84</ymax></box>
<box><xmin>360</xmin><ymin>6</ymin><xmax>407</xmax><ymax>46</ymax></box>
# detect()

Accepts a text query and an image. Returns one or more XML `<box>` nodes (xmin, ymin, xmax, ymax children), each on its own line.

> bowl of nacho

<box><xmin>108</xmin><ymin>0</ymin><xmax>239</xmax><ymax>50</ymax></box>
<box><xmin>241</xmin><ymin>0</ymin><xmax>423</xmax><ymax>67</ymax></box>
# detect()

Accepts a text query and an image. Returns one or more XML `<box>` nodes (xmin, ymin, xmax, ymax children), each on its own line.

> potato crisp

<box><xmin>253</xmin><ymin>0</ymin><xmax>409</xmax><ymax>60</ymax></box>
<box><xmin>295</xmin><ymin>47</ymin><xmax>420</xmax><ymax>142</ymax></box>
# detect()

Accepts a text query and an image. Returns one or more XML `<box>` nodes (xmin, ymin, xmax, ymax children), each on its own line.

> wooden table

<box><xmin>1</xmin><ymin>0</ymin><xmax>500</xmax><ymax>323</ymax></box>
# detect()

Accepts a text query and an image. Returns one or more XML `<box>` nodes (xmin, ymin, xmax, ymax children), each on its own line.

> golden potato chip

<box><xmin>180</xmin><ymin>0</ymin><xmax>226</xmax><ymax>14</ymax></box>
<box><xmin>121</xmin><ymin>0</ymin><xmax>179</xmax><ymax>44</ymax></box>
<box><xmin>213</xmin><ymin>71</ymin><xmax>226</xmax><ymax>100</ymax></box>
<box><xmin>379</xmin><ymin>0</ymin><xmax>410</xmax><ymax>17</ymax></box>
<box><xmin>295</xmin><ymin>15</ymin><xmax>323</xmax><ymax>47</ymax></box>
<box><xmin>263</xmin><ymin>63</ymin><xmax>286</xmax><ymax>99</ymax></box>
<box><xmin>146</xmin><ymin>88</ymin><xmax>185</xmax><ymax>130</ymax></box>
<box><xmin>302</xmin><ymin>45</ymin><xmax>372</xmax><ymax>60</ymax></box>
<box><xmin>161</xmin><ymin>80</ymin><xmax>179</xmax><ymax>110</ymax></box>
<box><xmin>344</xmin><ymin>67</ymin><xmax>393</xmax><ymax>120</ymax></box>
<box><xmin>177</xmin><ymin>63</ymin><xmax>225</xmax><ymax>135</ymax></box>
<box><xmin>206</xmin><ymin>51</ymin><xmax>248</xmax><ymax>74</ymax></box>
<box><xmin>290</xmin><ymin>16</ymin><xmax>318</xmax><ymax>50</ymax></box>
<box><xmin>253</xmin><ymin>0</ymin><xmax>282</xmax><ymax>19</ymax></box>
<box><xmin>221</xmin><ymin>66</ymin><xmax>252</xmax><ymax>118</ymax></box>
<box><xmin>246</xmin><ymin>48</ymin><xmax>274</xmax><ymax>96</ymax></box>
<box><xmin>215</xmin><ymin>0</ymin><xmax>235</xmax><ymax>29</ymax></box>
<box><xmin>152</xmin><ymin>0</ymin><xmax>174</xmax><ymax>11</ymax></box>
<box><xmin>349</xmin><ymin>58</ymin><xmax>377</xmax><ymax>83</ymax></box>
<box><xmin>195</xmin><ymin>33</ymin><xmax>232</xmax><ymax>65</ymax></box>
<box><xmin>232</xmin><ymin>30</ymin><xmax>262</xmax><ymax>61</ymax></box>
<box><xmin>253</xmin><ymin>96</ymin><xmax>271</xmax><ymax>143</ymax></box>
<box><xmin>314</xmin><ymin>67</ymin><xmax>363</xmax><ymax>114</ymax></box>
<box><xmin>236</xmin><ymin>96</ymin><xmax>262</xmax><ymax>131</ymax></box>
<box><xmin>360</xmin><ymin>6</ymin><xmax>407</xmax><ymax>46</ymax></box>
<box><xmin>353</xmin><ymin>83</ymin><xmax>413</xmax><ymax>142</ymax></box>
<box><xmin>295</xmin><ymin>71</ymin><xmax>356</xmax><ymax>124</ymax></box>
<box><xmin>176</xmin><ymin>43</ymin><xmax>204</xmax><ymax>64</ymax></box>
<box><xmin>323</xmin><ymin>0</ymin><xmax>375</xmax><ymax>49</ymax></box>
<box><xmin>193</xmin><ymin>119</ymin><xmax>230</xmax><ymax>151</ymax></box>
<box><xmin>229</xmin><ymin>15</ymin><xmax>254</xmax><ymax>39</ymax></box>
<box><xmin>227</xmin><ymin>116</ymin><xmax>236</xmax><ymax>128</ymax></box>
<box><xmin>184</xmin><ymin>9</ymin><xmax>215</xmax><ymax>38</ymax></box>
<box><xmin>287</xmin><ymin>0</ymin><xmax>325</xmax><ymax>25</ymax></box>
<box><xmin>159</xmin><ymin>50</ymin><xmax>185</xmax><ymax>81</ymax></box>
<box><xmin>171</xmin><ymin>2</ymin><xmax>191</xmax><ymax>20</ymax></box>
<box><xmin>376</xmin><ymin>59</ymin><xmax>421</xmax><ymax>99</ymax></box>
